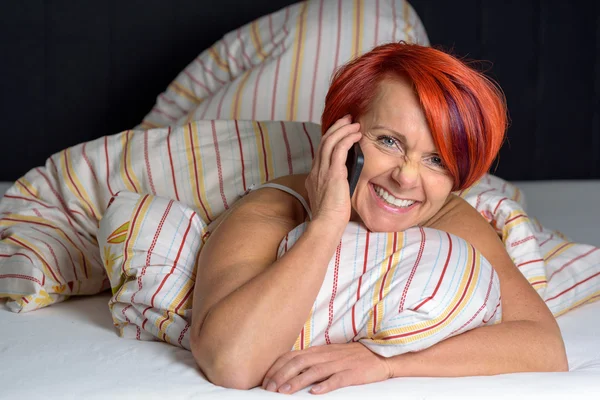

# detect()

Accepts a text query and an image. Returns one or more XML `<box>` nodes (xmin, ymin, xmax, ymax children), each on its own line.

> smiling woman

<box><xmin>189</xmin><ymin>42</ymin><xmax>569</xmax><ymax>393</ymax></box>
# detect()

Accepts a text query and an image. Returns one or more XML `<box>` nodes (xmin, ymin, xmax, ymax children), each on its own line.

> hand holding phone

<box><xmin>346</xmin><ymin>142</ymin><xmax>364</xmax><ymax>198</ymax></box>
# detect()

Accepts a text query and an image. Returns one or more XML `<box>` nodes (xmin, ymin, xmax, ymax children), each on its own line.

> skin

<box><xmin>190</xmin><ymin>75</ymin><xmax>568</xmax><ymax>394</ymax></box>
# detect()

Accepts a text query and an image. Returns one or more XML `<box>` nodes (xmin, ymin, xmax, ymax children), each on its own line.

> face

<box><xmin>350</xmin><ymin>76</ymin><xmax>454</xmax><ymax>232</ymax></box>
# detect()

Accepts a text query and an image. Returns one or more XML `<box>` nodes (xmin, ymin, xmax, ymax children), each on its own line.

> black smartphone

<box><xmin>346</xmin><ymin>142</ymin><xmax>364</xmax><ymax>198</ymax></box>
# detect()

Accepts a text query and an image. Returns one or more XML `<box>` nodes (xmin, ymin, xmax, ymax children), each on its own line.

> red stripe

<box><xmin>510</xmin><ymin>235</ymin><xmax>535</xmax><ymax>248</ymax></box>
<box><xmin>483</xmin><ymin>300</ymin><xmax>502</xmax><ymax>324</ymax></box>
<box><xmin>174</xmin><ymin>285</ymin><xmax>194</xmax><ymax>314</ymax></box>
<box><xmin>221</xmin><ymin>35</ymin><xmax>243</xmax><ymax>72</ymax></box>
<box><xmin>382</xmin><ymin>245</ymin><xmax>478</xmax><ymax>340</ymax></box>
<box><xmin>279</xmin><ymin>122</ymin><xmax>293</xmax><ymax>174</ymax></box>
<box><xmin>160</xmin><ymin>93</ymin><xmax>188</xmax><ymax>113</ymax></box>
<box><xmin>150</xmin><ymin>213</ymin><xmax>196</xmax><ymax>307</ymax></box>
<box><xmin>151</xmin><ymin>106</ymin><xmax>178</xmax><ymax>122</ymax></box>
<box><xmin>545</xmin><ymin>242</ymin><xmax>573</xmax><ymax>261</ymax></box>
<box><xmin>300</xmin><ymin>327</ymin><xmax>305</xmax><ymax>350</ymax></box>
<box><xmin>373</xmin><ymin>232</ymin><xmax>399</xmax><ymax>334</ymax></box>
<box><xmin>352</xmin><ymin>231</ymin><xmax>370</xmax><ymax>338</ymax></box>
<box><xmin>302</xmin><ymin>123</ymin><xmax>315</xmax><ymax>160</ymax></box>
<box><xmin>178</xmin><ymin>322</ymin><xmax>191</xmax><ymax>346</ymax></box>
<box><xmin>43</xmin><ymin>162</ymin><xmax>90</xmax><ymax>222</ymax></box>
<box><xmin>475</xmin><ymin>188</ymin><xmax>495</xmax><ymax>210</ymax></box>
<box><xmin>391</xmin><ymin>0</ymin><xmax>397</xmax><ymax>40</ymax></box>
<box><xmin>81</xmin><ymin>143</ymin><xmax>99</xmax><ymax>184</ymax></box>
<box><xmin>236</xmin><ymin>27</ymin><xmax>253</xmax><ymax>67</ymax></box>
<box><xmin>374</xmin><ymin>0</ymin><xmax>379</xmax><ymax>46</ymax></box>
<box><xmin>211</xmin><ymin>120</ymin><xmax>230</xmax><ymax>209</ymax></box>
<box><xmin>549</xmin><ymin>248</ymin><xmax>599</xmax><ymax>280</ymax></box>
<box><xmin>451</xmin><ymin>266</ymin><xmax>496</xmax><ymax>334</ymax></box>
<box><xmin>166</xmin><ymin>127</ymin><xmax>181</xmax><ymax>201</ymax></box>
<box><xmin>516</xmin><ymin>258</ymin><xmax>544</xmax><ymax>268</ymax></box>
<box><xmin>123</xmin><ymin>131</ymin><xmax>139</xmax><ymax>193</ymax></box>
<box><xmin>0</xmin><ymin>252</ymin><xmax>34</xmax><ymax>264</ymax></box>
<box><xmin>38</xmin><ymin>238</ymin><xmax>67</xmax><ymax>283</ymax></box>
<box><xmin>121</xmin><ymin>195</ymin><xmax>150</xmax><ymax>275</ymax></box>
<box><xmin>398</xmin><ymin>228</ymin><xmax>426</xmax><ymax>312</ymax></box>
<box><xmin>539</xmin><ymin>234</ymin><xmax>554</xmax><ymax>247</ymax></box>
<box><xmin>183</xmin><ymin>69</ymin><xmax>210</xmax><ymax>93</ymax></box>
<box><xmin>215</xmin><ymin>78</ymin><xmax>232</xmax><ymax>119</ymax></box>
<box><xmin>251</xmin><ymin>62</ymin><xmax>267</xmax><ymax>120</ymax></box>
<box><xmin>334</xmin><ymin>0</ymin><xmax>342</xmax><ymax>68</ymax></box>
<box><xmin>104</xmin><ymin>136</ymin><xmax>115</xmax><ymax>196</ymax></box>
<box><xmin>0</xmin><ymin>274</ymin><xmax>43</xmax><ymax>286</ymax></box>
<box><xmin>308</xmin><ymin>0</ymin><xmax>324</xmax><ymax>122</ymax></box>
<box><xmin>324</xmin><ymin>243</ymin><xmax>342</xmax><ymax>345</ymax></box>
<box><xmin>493</xmin><ymin>197</ymin><xmax>507</xmax><ymax>214</ymax></box>
<box><xmin>131</xmin><ymin>200</ymin><xmax>173</xmax><ymax>304</ymax></box>
<box><xmin>144</xmin><ymin>131</ymin><xmax>157</xmax><ymax>195</ymax></box>
<box><xmin>413</xmin><ymin>232</ymin><xmax>453</xmax><ymax>311</ymax></box>
<box><xmin>234</xmin><ymin>121</ymin><xmax>247</xmax><ymax>192</ymax></box>
<box><xmin>31</xmin><ymin>226</ymin><xmax>79</xmax><ymax>281</ymax></box>
<box><xmin>505</xmin><ymin>213</ymin><xmax>526</xmax><ymax>224</ymax></box>
<box><xmin>257</xmin><ymin>123</ymin><xmax>270</xmax><ymax>181</ymax></box>
<box><xmin>200</xmin><ymin>92</ymin><xmax>216</xmax><ymax>120</ymax></box>
<box><xmin>195</xmin><ymin>58</ymin><xmax>226</xmax><ymax>85</ymax></box>
<box><xmin>8</xmin><ymin>236</ymin><xmax>60</xmax><ymax>283</ymax></box>
<box><xmin>188</xmin><ymin>123</ymin><xmax>211</xmax><ymax>221</ymax></box>
<box><xmin>545</xmin><ymin>271</ymin><xmax>600</xmax><ymax>302</ymax></box>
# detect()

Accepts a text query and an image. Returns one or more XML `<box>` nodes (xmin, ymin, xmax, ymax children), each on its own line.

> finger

<box><xmin>329</xmin><ymin>131</ymin><xmax>362</xmax><ymax>177</ymax></box>
<box><xmin>266</xmin><ymin>349</ymin><xmax>334</xmax><ymax>392</ymax></box>
<box><xmin>261</xmin><ymin>352</ymin><xmax>297</xmax><ymax>389</ymax></box>
<box><xmin>317</xmin><ymin>123</ymin><xmax>360</xmax><ymax>174</ymax></box>
<box><xmin>278</xmin><ymin>360</ymin><xmax>344</xmax><ymax>394</ymax></box>
<box><xmin>310</xmin><ymin>370</ymin><xmax>355</xmax><ymax>395</ymax></box>
<box><xmin>323</xmin><ymin>114</ymin><xmax>353</xmax><ymax>137</ymax></box>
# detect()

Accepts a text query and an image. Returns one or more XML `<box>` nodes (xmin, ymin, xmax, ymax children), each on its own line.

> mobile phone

<box><xmin>346</xmin><ymin>142</ymin><xmax>364</xmax><ymax>198</ymax></box>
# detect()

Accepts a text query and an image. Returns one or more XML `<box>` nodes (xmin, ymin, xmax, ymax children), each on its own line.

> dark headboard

<box><xmin>1</xmin><ymin>0</ymin><xmax>598</xmax><ymax>182</ymax></box>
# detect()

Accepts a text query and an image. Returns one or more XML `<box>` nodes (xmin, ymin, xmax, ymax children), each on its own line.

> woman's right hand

<box><xmin>305</xmin><ymin>115</ymin><xmax>362</xmax><ymax>229</ymax></box>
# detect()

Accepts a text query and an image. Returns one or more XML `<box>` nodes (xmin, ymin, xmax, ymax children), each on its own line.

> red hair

<box><xmin>322</xmin><ymin>42</ymin><xmax>507</xmax><ymax>191</ymax></box>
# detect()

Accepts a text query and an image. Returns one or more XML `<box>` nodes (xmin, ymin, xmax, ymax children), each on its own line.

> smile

<box><xmin>372</xmin><ymin>184</ymin><xmax>419</xmax><ymax>209</ymax></box>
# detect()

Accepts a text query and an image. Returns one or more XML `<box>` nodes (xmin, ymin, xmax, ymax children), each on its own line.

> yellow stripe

<box><xmin>60</xmin><ymin>149</ymin><xmax>101</xmax><ymax>219</ymax></box>
<box><xmin>208</xmin><ymin>47</ymin><xmax>231</xmax><ymax>72</ymax></box>
<box><xmin>231</xmin><ymin>70</ymin><xmax>253</xmax><ymax>119</ymax></box>
<box><xmin>403</xmin><ymin>0</ymin><xmax>413</xmax><ymax>40</ymax></box>
<box><xmin>155</xmin><ymin>284</ymin><xmax>194</xmax><ymax>342</ymax></box>
<box><xmin>552</xmin><ymin>290</ymin><xmax>600</xmax><ymax>318</ymax></box>
<box><xmin>370</xmin><ymin>244</ymin><xmax>481</xmax><ymax>344</ymax></box>
<box><xmin>119</xmin><ymin>132</ymin><xmax>138</xmax><ymax>193</ymax></box>
<box><xmin>352</xmin><ymin>0</ymin><xmax>364</xmax><ymax>57</ymax></box>
<box><xmin>374</xmin><ymin>233</ymin><xmax>401</xmax><ymax>333</ymax></box>
<box><xmin>169</xmin><ymin>81</ymin><xmax>203</xmax><ymax>104</ymax></box>
<box><xmin>293</xmin><ymin>308</ymin><xmax>314</xmax><ymax>350</ymax></box>
<box><xmin>286</xmin><ymin>2</ymin><xmax>308</xmax><ymax>121</ymax></box>
<box><xmin>14</xmin><ymin>177</ymin><xmax>39</xmax><ymax>198</ymax></box>
<box><xmin>139</xmin><ymin>121</ymin><xmax>158</xmax><ymax>129</ymax></box>
<box><xmin>7</xmin><ymin>235</ymin><xmax>62</xmax><ymax>285</ymax></box>
<box><xmin>184</xmin><ymin>123</ymin><xmax>213</xmax><ymax>221</ymax></box>
<box><xmin>126</xmin><ymin>131</ymin><xmax>142</xmax><ymax>192</ymax></box>
<box><xmin>261</xmin><ymin>122</ymin><xmax>275</xmax><ymax>180</ymax></box>
<box><xmin>544</xmin><ymin>242</ymin><xmax>576</xmax><ymax>262</ymax></box>
<box><xmin>250</xmin><ymin>20</ymin><xmax>268</xmax><ymax>60</ymax></box>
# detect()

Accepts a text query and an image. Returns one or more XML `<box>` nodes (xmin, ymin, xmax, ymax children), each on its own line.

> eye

<box><xmin>376</xmin><ymin>135</ymin><xmax>402</xmax><ymax>150</ymax></box>
<box><xmin>427</xmin><ymin>155</ymin><xmax>445</xmax><ymax>168</ymax></box>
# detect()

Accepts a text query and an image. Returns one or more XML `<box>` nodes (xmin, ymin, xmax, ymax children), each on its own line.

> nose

<box><xmin>392</xmin><ymin>158</ymin><xmax>420</xmax><ymax>188</ymax></box>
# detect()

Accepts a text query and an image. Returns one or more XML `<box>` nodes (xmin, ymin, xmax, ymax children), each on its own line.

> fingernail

<box><xmin>311</xmin><ymin>385</ymin><xmax>322</xmax><ymax>393</ymax></box>
<box><xmin>279</xmin><ymin>384</ymin><xmax>291</xmax><ymax>393</ymax></box>
<box><xmin>266</xmin><ymin>381</ymin><xmax>277</xmax><ymax>392</ymax></box>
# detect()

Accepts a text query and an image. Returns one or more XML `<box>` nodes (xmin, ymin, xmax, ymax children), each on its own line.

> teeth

<box><xmin>375</xmin><ymin>185</ymin><xmax>416</xmax><ymax>208</ymax></box>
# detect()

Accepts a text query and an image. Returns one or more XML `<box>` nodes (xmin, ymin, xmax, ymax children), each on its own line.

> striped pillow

<box><xmin>137</xmin><ymin>0</ymin><xmax>430</xmax><ymax>129</ymax></box>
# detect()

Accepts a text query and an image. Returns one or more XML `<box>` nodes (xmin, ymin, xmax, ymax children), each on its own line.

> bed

<box><xmin>2</xmin><ymin>0</ymin><xmax>600</xmax><ymax>399</ymax></box>
<box><xmin>2</xmin><ymin>181</ymin><xmax>600</xmax><ymax>400</ymax></box>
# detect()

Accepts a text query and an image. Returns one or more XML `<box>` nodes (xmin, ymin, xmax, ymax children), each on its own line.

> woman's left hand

<box><xmin>261</xmin><ymin>342</ymin><xmax>394</xmax><ymax>395</ymax></box>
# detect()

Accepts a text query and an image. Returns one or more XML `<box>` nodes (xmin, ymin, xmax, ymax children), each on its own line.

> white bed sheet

<box><xmin>2</xmin><ymin>180</ymin><xmax>600</xmax><ymax>400</ymax></box>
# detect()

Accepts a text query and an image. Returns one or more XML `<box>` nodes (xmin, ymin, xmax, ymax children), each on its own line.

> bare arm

<box><xmin>190</xmin><ymin>178</ymin><xmax>344</xmax><ymax>389</ymax></box>
<box><xmin>390</xmin><ymin>195</ymin><xmax>568</xmax><ymax>377</ymax></box>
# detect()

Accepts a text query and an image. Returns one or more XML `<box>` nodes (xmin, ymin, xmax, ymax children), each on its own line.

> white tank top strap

<box><xmin>250</xmin><ymin>182</ymin><xmax>312</xmax><ymax>220</ymax></box>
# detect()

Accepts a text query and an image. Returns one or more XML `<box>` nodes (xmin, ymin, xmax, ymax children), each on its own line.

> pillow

<box><xmin>0</xmin><ymin>120</ymin><xmax>322</xmax><ymax>312</ymax></box>
<box><xmin>98</xmin><ymin>190</ymin><xmax>502</xmax><ymax>355</ymax></box>
<box><xmin>137</xmin><ymin>0</ymin><xmax>430</xmax><ymax>129</ymax></box>
<box><xmin>98</xmin><ymin>191</ymin><xmax>205</xmax><ymax>348</ymax></box>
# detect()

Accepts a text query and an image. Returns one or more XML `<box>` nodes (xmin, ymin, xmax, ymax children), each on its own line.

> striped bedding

<box><xmin>137</xmin><ymin>0</ymin><xmax>430</xmax><ymax>129</ymax></box>
<box><xmin>0</xmin><ymin>120</ymin><xmax>598</xmax><ymax>355</ymax></box>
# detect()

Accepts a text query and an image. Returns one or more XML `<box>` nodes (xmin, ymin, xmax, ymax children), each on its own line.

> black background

<box><xmin>1</xmin><ymin>0</ymin><xmax>598</xmax><ymax>182</ymax></box>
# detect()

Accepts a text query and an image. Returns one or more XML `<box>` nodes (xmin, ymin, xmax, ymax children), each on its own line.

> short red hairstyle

<box><xmin>322</xmin><ymin>42</ymin><xmax>507</xmax><ymax>191</ymax></box>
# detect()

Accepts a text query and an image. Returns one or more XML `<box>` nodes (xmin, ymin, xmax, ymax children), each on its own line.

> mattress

<box><xmin>2</xmin><ymin>180</ymin><xmax>600</xmax><ymax>400</ymax></box>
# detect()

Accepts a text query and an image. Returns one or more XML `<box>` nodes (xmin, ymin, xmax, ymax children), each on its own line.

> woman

<box><xmin>189</xmin><ymin>43</ymin><xmax>568</xmax><ymax>394</ymax></box>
